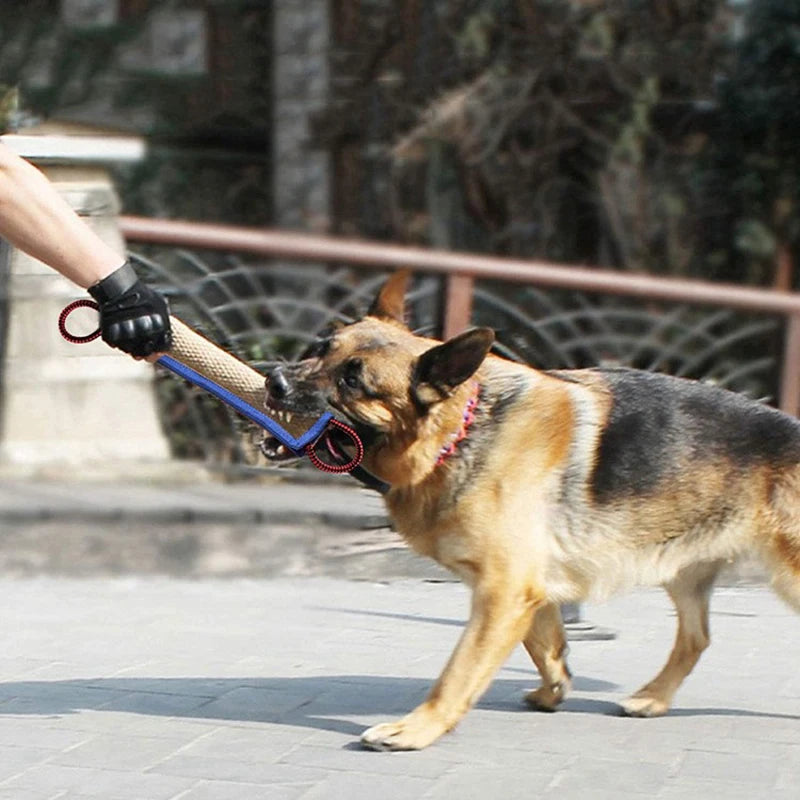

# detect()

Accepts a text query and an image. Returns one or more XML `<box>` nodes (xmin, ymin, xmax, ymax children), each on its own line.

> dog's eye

<box><xmin>339</xmin><ymin>359</ymin><xmax>363</xmax><ymax>391</ymax></box>
<box><xmin>341</xmin><ymin>373</ymin><xmax>360</xmax><ymax>389</ymax></box>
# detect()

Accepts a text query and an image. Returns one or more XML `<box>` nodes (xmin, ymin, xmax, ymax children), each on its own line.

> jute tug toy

<box><xmin>58</xmin><ymin>300</ymin><xmax>364</xmax><ymax>474</ymax></box>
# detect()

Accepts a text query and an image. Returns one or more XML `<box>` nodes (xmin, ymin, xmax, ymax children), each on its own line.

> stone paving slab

<box><xmin>0</xmin><ymin>476</ymin><xmax>428</xmax><ymax>580</ymax></box>
<box><xmin>0</xmin><ymin>577</ymin><xmax>798</xmax><ymax>799</ymax></box>
<box><xmin>0</xmin><ymin>476</ymin><xmax>387</xmax><ymax>528</ymax></box>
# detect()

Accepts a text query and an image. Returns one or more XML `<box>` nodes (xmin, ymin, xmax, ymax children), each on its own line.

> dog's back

<box><xmin>548</xmin><ymin>367</ymin><xmax>800</xmax><ymax>608</ymax></box>
<box><xmin>591</xmin><ymin>368</ymin><xmax>800</xmax><ymax>498</ymax></box>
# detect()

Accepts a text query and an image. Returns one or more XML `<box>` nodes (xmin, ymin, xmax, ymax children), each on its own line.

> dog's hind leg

<box><xmin>522</xmin><ymin>602</ymin><xmax>572</xmax><ymax>711</ymax></box>
<box><xmin>621</xmin><ymin>560</ymin><xmax>722</xmax><ymax>717</ymax></box>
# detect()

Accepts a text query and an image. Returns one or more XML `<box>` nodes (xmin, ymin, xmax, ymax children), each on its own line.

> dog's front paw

<box><xmin>524</xmin><ymin>679</ymin><xmax>571</xmax><ymax>712</ymax></box>
<box><xmin>619</xmin><ymin>693</ymin><xmax>670</xmax><ymax>718</ymax></box>
<box><xmin>360</xmin><ymin>709</ymin><xmax>448</xmax><ymax>751</ymax></box>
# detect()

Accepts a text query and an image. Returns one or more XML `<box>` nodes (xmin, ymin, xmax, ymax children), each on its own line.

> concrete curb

<box><xmin>0</xmin><ymin>474</ymin><xmax>388</xmax><ymax>529</ymax></box>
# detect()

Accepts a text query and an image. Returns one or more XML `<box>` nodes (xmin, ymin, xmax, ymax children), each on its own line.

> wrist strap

<box><xmin>88</xmin><ymin>261</ymin><xmax>139</xmax><ymax>304</ymax></box>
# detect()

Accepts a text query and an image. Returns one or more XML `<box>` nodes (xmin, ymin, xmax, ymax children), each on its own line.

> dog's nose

<box><xmin>265</xmin><ymin>365</ymin><xmax>291</xmax><ymax>400</ymax></box>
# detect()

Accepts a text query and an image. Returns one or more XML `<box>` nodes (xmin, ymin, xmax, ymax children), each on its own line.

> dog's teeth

<box><xmin>286</xmin><ymin>412</ymin><xmax>293</xmax><ymax>424</ymax></box>
<box><xmin>276</xmin><ymin>445</ymin><xmax>286</xmax><ymax>456</ymax></box>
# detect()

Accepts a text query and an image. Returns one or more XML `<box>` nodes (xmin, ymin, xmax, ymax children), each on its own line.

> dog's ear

<box><xmin>368</xmin><ymin>270</ymin><xmax>410</xmax><ymax>325</ymax></box>
<box><xmin>413</xmin><ymin>327</ymin><xmax>495</xmax><ymax>406</ymax></box>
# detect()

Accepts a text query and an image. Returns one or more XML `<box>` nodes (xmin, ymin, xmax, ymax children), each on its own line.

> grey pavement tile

<box><xmin>620</xmin><ymin>711</ymin><xmax>739</xmax><ymax>744</ymax></box>
<box><xmin>779</xmin><ymin>674</ymin><xmax>800</xmax><ymax>698</ymax></box>
<box><xmin>675</xmin><ymin>749</ymin><xmax>781</xmax><ymax>785</ymax></box>
<box><xmin>99</xmin><ymin>691</ymin><xmax>216</xmax><ymax>718</ymax></box>
<box><xmin>0</xmin><ymin>479</ymin><xmax>388</xmax><ymax>527</ymax></box>
<box><xmin>197</xmin><ymin>687</ymin><xmax>318</xmax><ymax>723</ymax></box>
<box><xmin>24</xmin><ymin>662</ymin><xmax>144</xmax><ymax>682</ymax></box>
<box><xmin>296</xmin><ymin>771</ymin><xmax>435</xmax><ymax>800</ymax></box>
<box><xmin>0</xmin><ymin>746</ymin><xmax>55</xmax><ymax>782</ymax></box>
<box><xmin>176</xmin><ymin>781</ymin><xmax>312</xmax><ymax>800</ymax></box>
<box><xmin>486</xmin><ymin>706</ymin><xmax>622</xmax><ymax>746</ymax></box>
<box><xmin>0</xmin><ymin>658</ymin><xmax>59</xmax><ymax>681</ymax></box>
<box><xmin>2</xmin><ymin>761</ymin><xmax>196</xmax><ymax>799</ymax></box>
<box><xmin>676</xmin><ymin>736</ymin><xmax>798</xmax><ymax>761</ymax></box>
<box><xmin>545</xmin><ymin>790</ymin><xmax>653</xmax><ymax>800</ymax></box>
<box><xmin>657</xmin><ymin>778</ymin><xmax>779</xmax><ymax>800</ymax></box>
<box><xmin>430</xmin><ymin>709</ymin><xmax>544</xmax><ymax>749</ymax></box>
<box><xmin>44</xmin><ymin>711</ymin><xmax>220</xmax><ymax>742</ymax></box>
<box><xmin>451</xmin><ymin>743</ymin><xmax>576</xmax><ymax>773</ymax></box>
<box><xmin>0</xmin><ymin>682</ymin><xmax>127</xmax><ymax>712</ymax></box>
<box><xmin>547</xmin><ymin>793</ymin><xmax>653</xmax><ymax>800</ymax></box>
<box><xmin>60</xmin><ymin>766</ymin><xmax>197</xmax><ymax>800</ymax></box>
<box><xmin>47</xmin><ymin>733</ymin><xmax>191</xmax><ymax>772</ymax></box>
<box><xmin>280</xmin><ymin>682</ymin><xmax>429</xmax><ymax>721</ymax></box>
<box><xmin>531</xmin><ymin>729</ymin><xmax>639</xmax><ymax>762</ymax></box>
<box><xmin>776</xmin><ymin>756</ymin><xmax>800</xmax><ymax>798</ymax></box>
<box><xmin>0</xmin><ymin>764</ymin><xmax>106</xmax><ymax>794</ymax></box>
<box><xmin>177</xmin><ymin>725</ymin><xmax>316</xmax><ymax>763</ymax></box>
<box><xmin>0</xmin><ymin>720</ymin><xmax>91</xmax><ymax>751</ymax></box>
<box><xmin>278</xmin><ymin>743</ymin><xmax>453</xmax><ymax>779</ymax></box>
<box><xmin>81</xmin><ymin>677</ymin><xmax>235</xmax><ymax>698</ymax></box>
<box><xmin>707</xmin><ymin>712</ymin><xmax>800</xmax><ymax>744</ymax></box>
<box><xmin>424</xmin><ymin>765</ymin><xmax>558</xmax><ymax>799</ymax></box>
<box><xmin>150</xmin><ymin>755</ymin><xmax>328</xmax><ymax>785</ymax></box>
<box><xmin>544</xmin><ymin>757</ymin><xmax>674</xmax><ymax>796</ymax></box>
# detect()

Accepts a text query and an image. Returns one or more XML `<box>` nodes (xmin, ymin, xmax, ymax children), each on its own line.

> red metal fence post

<box><xmin>441</xmin><ymin>273</ymin><xmax>475</xmax><ymax>339</ymax></box>
<box><xmin>780</xmin><ymin>312</ymin><xmax>800</xmax><ymax>417</ymax></box>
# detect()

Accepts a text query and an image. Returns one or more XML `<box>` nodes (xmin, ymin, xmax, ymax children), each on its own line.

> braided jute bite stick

<box><xmin>169</xmin><ymin>316</ymin><xmax>285</xmax><ymax>423</ymax></box>
<box><xmin>58</xmin><ymin>302</ymin><xmax>364</xmax><ymax>471</ymax></box>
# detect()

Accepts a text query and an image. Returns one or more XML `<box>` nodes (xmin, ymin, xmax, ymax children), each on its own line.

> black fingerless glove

<box><xmin>89</xmin><ymin>261</ymin><xmax>172</xmax><ymax>357</ymax></box>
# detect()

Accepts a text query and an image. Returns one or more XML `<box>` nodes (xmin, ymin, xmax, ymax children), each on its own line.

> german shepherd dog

<box><xmin>262</xmin><ymin>270</ymin><xmax>800</xmax><ymax>751</ymax></box>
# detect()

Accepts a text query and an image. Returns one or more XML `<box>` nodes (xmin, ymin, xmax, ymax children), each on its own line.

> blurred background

<box><xmin>2</xmin><ymin>0</ymin><xmax>797</xmax><ymax>273</ymax></box>
<box><xmin>0</xmin><ymin>0</ymin><xmax>799</xmax><ymax>477</ymax></box>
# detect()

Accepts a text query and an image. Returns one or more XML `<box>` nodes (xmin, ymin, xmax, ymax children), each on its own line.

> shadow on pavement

<box><xmin>0</xmin><ymin>675</ymin><xmax>795</xmax><ymax>737</ymax></box>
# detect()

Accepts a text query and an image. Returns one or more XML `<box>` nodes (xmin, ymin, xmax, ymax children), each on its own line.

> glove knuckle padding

<box><xmin>91</xmin><ymin>262</ymin><xmax>171</xmax><ymax>356</ymax></box>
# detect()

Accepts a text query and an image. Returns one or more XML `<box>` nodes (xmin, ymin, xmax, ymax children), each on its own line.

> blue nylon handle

<box><xmin>156</xmin><ymin>354</ymin><xmax>333</xmax><ymax>455</ymax></box>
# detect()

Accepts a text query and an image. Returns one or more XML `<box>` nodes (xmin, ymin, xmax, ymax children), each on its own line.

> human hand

<box><xmin>89</xmin><ymin>261</ymin><xmax>172</xmax><ymax>357</ymax></box>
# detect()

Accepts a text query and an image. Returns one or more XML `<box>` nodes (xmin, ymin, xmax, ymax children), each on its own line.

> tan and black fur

<box><xmin>263</xmin><ymin>271</ymin><xmax>800</xmax><ymax>751</ymax></box>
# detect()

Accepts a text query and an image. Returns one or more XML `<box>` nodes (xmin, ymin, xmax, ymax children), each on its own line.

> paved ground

<box><xmin>0</xmin><ymin>476</ymin><xmax>797</xmax><ymax>798</ymax></box>
<box><xmin>0</xmin><ymin>578</ymin><xmax>798</xmax><ymax>800</ymax></box>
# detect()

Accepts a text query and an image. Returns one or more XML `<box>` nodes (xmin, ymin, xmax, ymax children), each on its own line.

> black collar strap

<box><xmin>349</xmin><ymin>464</ymin><xmax>390</xmax><ymax>495</ymax></box>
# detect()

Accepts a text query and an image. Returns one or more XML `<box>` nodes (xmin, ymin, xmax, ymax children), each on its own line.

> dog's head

<box><xmin>261</xmin><ymin>271</ymin><xmax>494</xmax><ymax>478</ymax></box>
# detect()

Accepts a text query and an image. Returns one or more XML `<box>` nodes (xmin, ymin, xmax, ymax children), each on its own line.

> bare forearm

<box><xmin>0</xmin><ymin>144</ymin><xmax>123</xmax><ymax>288</ymax></box>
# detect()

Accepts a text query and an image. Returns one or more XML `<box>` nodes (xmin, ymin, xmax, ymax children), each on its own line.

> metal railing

<box><xmin>120</xmin><ymin>215</ymin><xmax>800</xmax><ymax>419</ymax></box>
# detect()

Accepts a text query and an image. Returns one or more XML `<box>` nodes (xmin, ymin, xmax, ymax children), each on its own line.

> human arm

<box><xmin>0</xmin><ymin>141</ymin><xmax>121</xmax><ymax>287</ymax></box>
<box><xmin>0</xmin><ymin>141</ymin><xmax>171</xmax><ymax>356</ymax></box>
